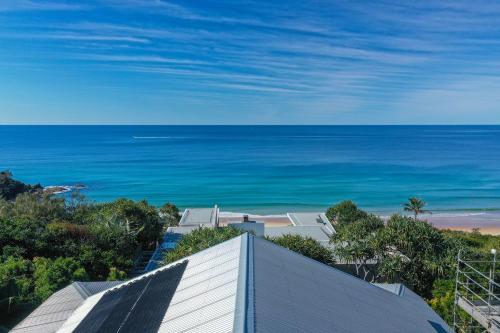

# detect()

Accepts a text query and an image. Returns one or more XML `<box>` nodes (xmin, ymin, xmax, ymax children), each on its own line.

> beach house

<box><xmin>12</xmin><ymin>233</ymin><xmax>451</xmax><ymax>332</ymax></box>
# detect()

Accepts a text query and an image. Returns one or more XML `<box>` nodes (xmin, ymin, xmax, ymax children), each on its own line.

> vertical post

<box><xmin>488</xmin><ymin>249</ymin><xmax>497</xmax><ymax>317</ymax></box>
<box><xmin>453</xmin><ymin>250</ymin><xmax>462</xmax><ymax>330</ymax></box>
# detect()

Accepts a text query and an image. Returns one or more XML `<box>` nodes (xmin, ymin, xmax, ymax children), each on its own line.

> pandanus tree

<box><xmin>404</xmin><ymin>197</ymin><xmax>430</xmax><ymax>219</ymax></box>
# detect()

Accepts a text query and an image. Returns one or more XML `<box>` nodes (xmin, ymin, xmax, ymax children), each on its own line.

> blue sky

<box><xmin>1</xmin><ymin>0</ymin><xmax>500</xmax><ymax>124</ymax></box>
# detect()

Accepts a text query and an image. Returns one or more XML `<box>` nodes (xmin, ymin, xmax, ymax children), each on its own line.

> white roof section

<box><xmin>11</xmin><ymin>282</ymin><xmax>122</xmax><ymax>333</ymax></box>
<box><xmin>287</xmin><ymin>212</ymin><xmax>335</xmax><ymax>234</ymax></box>
<box><xmin>179</xmin><ymin>206</ymin><xmax>219</xmax><ymax>227</ymax></box>
<box><xmin>18</xmin><ymin>234</ymin><xmax>451</xmax><ymax>333</ymax></box>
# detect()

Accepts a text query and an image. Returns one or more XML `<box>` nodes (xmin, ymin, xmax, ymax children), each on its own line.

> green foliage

<box><xmin>329</xmin><ymin>201</ymin><xmax>500</xmax><ymax>327</ymax></box>
<box><xmin>330</xmin><ymin>214</ymin><xmax>384</xmax><ymax>281</ymax></box>
<box><xmin>33</xmin><ymin>257</ymin><xmax>88</xmax><ymax>301</ymax></box>
<box><xmin>376</xmin><ymin>215</ymin><xmax>460</xmax><ymax>297</ymax></box>
<box><xmin>325</xmin><ymin>200</ymin><xmax>368</xmax><ymax>226</ymax></box>
<box><xmin>0</xmin><ymin>173</ymin><xmax>170</xmax><ymax>329</ymax></box>
<box><xmin>165</xmin><ymin>227</ymin><xmax>244</xmax><ymax>264</ymax></box>
<box><xmin>403</xmin><ymin>197</ymin><xmax>430</xmax><ymax>219</ymax></box>
<box><xmin>159</xmin><ymin>203</ymin><xmax>181</xmax><ymax>227</ymax></box>
<box><xmin>441</xmin><ymin>229</ymin><xmax>500</xmax><ymax>254</ymax></box>
<box><xmin>0</xmin><ymin>257</ymin><xmax>33</xmax><ymax>304</ymax></box>
<box><xmin>0</xmin><ymin>192</ymin><xmax>67</xmax><ymax>224</ymax></box>
<box><xmin>107</xmin><ymin>267</ymin><xmax>127</xmax><ymax>281</ymax></box>
<box><xmin>165</xmin><ymin>227</ymin><xmax>334</xmax><ymax>267</ymax></box>
<box><xmin>93</xmin><ymin>198</ymin><xmax>161</xmax><ymax>249</ymax></box>
<box><xmin>428</xmin><ymin>279</ymin><xmax>455</xmax><ymax>324</ymax></box>
<box><xmin>269</xmin><ymin>234</ymin><xmax>334</xmax><ymax>266</ymax></box>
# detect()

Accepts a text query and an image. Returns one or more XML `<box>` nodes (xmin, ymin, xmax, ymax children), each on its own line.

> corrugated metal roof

<box><xmin>58</xmin><ymin>235</ymin><xmax>243</xmax><ymax>333</ymax></box>
<box><xmin>11</xmin><ymin>281</ymin><xmax>122</xmax><ymax>333</ymax></box>
<box><xmin>158</xmin><ymin>236</ymin><xmax>241</xmax><ymax>332</ymax></box>
<box><xmin>251</xmin><ymin>235</ymin><xmax>452</xmax><ymax>332</ymax></box>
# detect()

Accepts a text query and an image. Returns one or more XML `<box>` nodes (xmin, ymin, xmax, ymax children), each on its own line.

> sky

<box><xmin>1</xmin><ymin>0</ymin><xmax>500</xmax><ymax>125</ymax></box>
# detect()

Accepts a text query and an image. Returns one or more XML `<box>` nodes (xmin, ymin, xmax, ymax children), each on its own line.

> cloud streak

<box><xmin>1</xmin><ymin>0</ymin><xmax>500</xmax><ymax>123</ymax></box>
<box><xmin>0</xmin><ymin>0</ymin><xmax>88</xmax><ymax>12</ymax></box>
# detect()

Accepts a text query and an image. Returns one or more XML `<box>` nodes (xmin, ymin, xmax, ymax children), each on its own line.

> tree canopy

<box><xmin>268</xmin><ymin>234</ymin><xmax>334</xmax><ymax>266</ymax></box>
<box><xmin>0</xmin><ymin>172</ymin><xmax>179</xmax><ymax>331</ymax></box>
<box><xmin>330</xmin><ymin>214</ymin><xmax>384</xmax><ymax>281</ymax></box>
<box><xmin>159</xmin><ymin>203</ymin><xmax>181</xmax><ymax>227</ymax></box>
<box><xmin>403</xmin><ymin>197</ymin><xmax>430</xmax><ymax>219</ymax></box>
<box><xmin>325</xmin><ymin>200</ymin><xmax>368</xmax><ymax>226</ymax></box>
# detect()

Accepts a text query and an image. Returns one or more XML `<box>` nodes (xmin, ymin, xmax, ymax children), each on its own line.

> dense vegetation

<box><xmin>0</xmin><ymin>172</ymin><xmax>180</xmax><ymax>331</ymax></box>
<box><xmin>268</xmin><ymin>234</ymin><xmax>333</xmax><ymax>266</ymax></box>
<box><xmin>327</xmin><ymin>200</ymin><xmax>499</xmax><ymax>328</ymax></box>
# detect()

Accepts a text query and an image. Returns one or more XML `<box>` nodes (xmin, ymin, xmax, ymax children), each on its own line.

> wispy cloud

<box><xmin>1</xmin><ymin>0</ymin><xmax>500</xmax><ymax>123</ymax></box>
<box><xmin>1</xmin><ymin>32</ymin><xmax>150</xmax><ymax>43</ymax></box>
<box><xmin>0</xmin><ymin>0</ymin><xmax>88</xmax><ymax>11</ymax></box>
<box><xmin>78</xmin><ymin>54</ymin><xmax>205</xmax><ymax>64</ymax></box>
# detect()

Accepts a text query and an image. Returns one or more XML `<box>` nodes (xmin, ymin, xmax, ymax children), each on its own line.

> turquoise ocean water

<box><xmin>1</xmin><ymin>125</ymin><xmax>500</xmax><ymax>214</ymax></box>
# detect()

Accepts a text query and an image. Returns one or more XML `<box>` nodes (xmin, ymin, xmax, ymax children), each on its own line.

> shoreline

<box><xmin>218</xmin><ymin>210</ymin><xmax>500</xmax><ymax>235</ymax></box>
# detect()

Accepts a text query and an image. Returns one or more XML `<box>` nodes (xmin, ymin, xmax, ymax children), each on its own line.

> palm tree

<box><xmin>404</xmin><ymin>197</ymin><xmax>430</xmax><ymax>219</ymax></box>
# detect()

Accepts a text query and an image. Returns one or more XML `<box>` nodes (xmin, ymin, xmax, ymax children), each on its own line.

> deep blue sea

<box><xmin>2</xmin><ymin>126</ymin><xmax>500</xmax><ymax>214</ymax></box>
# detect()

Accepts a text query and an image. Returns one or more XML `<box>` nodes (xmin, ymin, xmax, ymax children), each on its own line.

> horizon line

<box><xmin>2</xmin><ymin>124</ymin><xmax>500</xmax><ymax>126</ymax></box>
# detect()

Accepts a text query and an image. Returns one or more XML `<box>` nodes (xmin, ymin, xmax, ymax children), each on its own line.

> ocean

<box><xmin>2</xmin><ymin>125</ymin><xmax>500</xmax><ymax>214</ymax></box>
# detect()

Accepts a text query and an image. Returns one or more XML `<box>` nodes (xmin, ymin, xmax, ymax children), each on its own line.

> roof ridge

<box><xmin>233</xmin><ymin>232</ymin><xmax>250</xmax><ymax>332</ymax></box>
<box><xmin>72</xmin><ymin>282</ymin><xmax>92</xmax><ymax>299</ymax></box>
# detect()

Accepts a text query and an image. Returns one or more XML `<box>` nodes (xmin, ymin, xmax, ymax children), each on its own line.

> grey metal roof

<box><xmin>249</xmin><ymin>235</ymin><xmax>452</xmax><ymax>332</ymax></box>
<box><xmin>18</xmin><ymin>234</ymin><xmax>451</xmax><ymax>332</ymax></box>
<box><xmin>72</xmin><ymin>281</ymin><xmax>123</xmax><ymax>298</ymax></box>
<box><xmin>11</xmin><ymin>281</ymin><xmax>122</xmax><ymax>333</ymax></box>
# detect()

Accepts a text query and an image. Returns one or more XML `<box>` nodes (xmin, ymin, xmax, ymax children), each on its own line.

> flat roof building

<box><xmin>178</xmin><ymin>206</ymin><xmax>219</xmax><ymax>227</ymax></box>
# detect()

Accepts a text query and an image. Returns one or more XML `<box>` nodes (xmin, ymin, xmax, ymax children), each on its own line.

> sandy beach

<box><xmin>422</xmin><ymin>212</ymin><xmax>500</xmax><ymax>235</ymax></box>
<box><xmin>218</xmin><ymin>210</ymin><xmax>500</xmax><ymax>235</ymax></box>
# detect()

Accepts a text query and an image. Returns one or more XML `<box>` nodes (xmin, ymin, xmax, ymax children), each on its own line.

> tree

<box><xmin>404</xmin><ymin>197</ymin><xmax>430</xmax><ymax>219</ymax></box>
<box><xmin>94</xmin><ymin>199</ymin><xmax>162</xmax><ymax>249</ymax></box>
<box><xmin>269</xmin><ymin>234</ymin><xmax>334</xmax><ymax>266</ymax></box>
<box><xmin>326</xmin><ymin>200</ymin><xmax>368</xmax><ymax>226</ymax></box>
<box><xmin>159</xmin><ymin>203</ymin><xmax>180</xmax><ymax>228</ymax></box>
<box><xmin>0</xmin><ymin>257</ymin><xmax>33</xmax><ymax>307</ymax></box>
<box><xmin>33</xmin><ymin>257</ymin><xmax>88</xmax><ymax>301</ymax></box>
<box><xmin>165</xmin><ymin>227</ymin><xmax>244</xmax><ymax>264</ymax></box>
<box><xmin>330</xmin><ymin>214</ymin><xmax>384</xmax><ymax>281</ymax></box>
<box><xmin>375</xmin><ymin>215</ymin><xmax>459</xmax><ymax>298</ymax></box>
